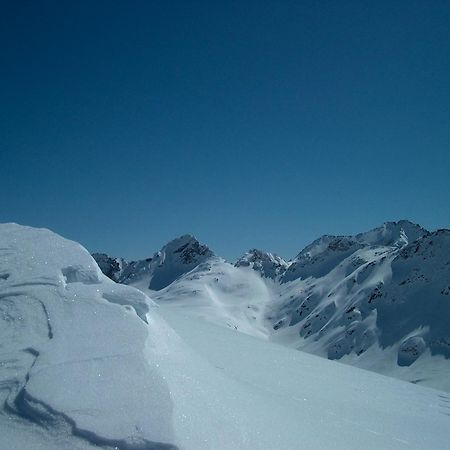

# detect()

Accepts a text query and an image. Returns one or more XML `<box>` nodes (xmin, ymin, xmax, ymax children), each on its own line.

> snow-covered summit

<box><xmin>105</xmin><ymin>234</ymin><xmax>215</xmax><ymax>291</ymax></box>
<box><xmin>296</xmin><ymin>220</ymin><xmax>427</xmax><ymax>260</ymax></box>
<box><xmin>157</xmin><ymin>234</ymin><xmax>213</xmax><ymax>264</ymax></box>
<box><xmin>282</xmin><ymin>220</ymin><xmax>428</xmax><ymax>282</ymax></box>
<box><xmin>354</xmin><ymin>220</ymin><xmax>428</xmax><ymax>248</ymax></box>
<box><xmin>145</xmin><ymin>234</ymin><xmax>214</xmax><ymax>290</ymax></box>
<box><xmin>235</xmin><ymin>249</ymin><xmax>289</xmax><ymax>278</ymax></box>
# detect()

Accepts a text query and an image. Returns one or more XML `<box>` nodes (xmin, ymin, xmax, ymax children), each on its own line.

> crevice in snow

<box><xmin>37</xmin><ymin>300</ymin><xmax>53</xmax><ymax>339</ymax></box>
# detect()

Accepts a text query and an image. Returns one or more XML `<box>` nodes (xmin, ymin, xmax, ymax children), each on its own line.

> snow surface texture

<box><xmin>2</xmin><ymin>223</ymin><xmax>450</xmax><ymax>449</ymax></box>
<box><xmin>0</xmin><ymin>224</ymin><xmax>177</xmax><ymax>449</ymax></box>
<box><xmin>97</xmin><ymin>221</ymin><xmax>450</xmax><ymax>392</ymax></box>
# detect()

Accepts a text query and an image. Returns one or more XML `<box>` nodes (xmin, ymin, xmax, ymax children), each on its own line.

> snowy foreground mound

<box><xmin>2</xmin><ymin>224</ymin><xmax>450</xmax><ymax>449</ymax></box>
<box><xmin>95</xmin><ymin>221</ymin><xmax>450</xmax><ymax>393</ymax></box>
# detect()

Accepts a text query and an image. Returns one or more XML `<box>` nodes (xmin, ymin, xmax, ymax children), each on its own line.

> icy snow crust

<box><xmin>3</xmin><ymin>223</ymin><xmax>450</xmax><ymax>449</ymax></box>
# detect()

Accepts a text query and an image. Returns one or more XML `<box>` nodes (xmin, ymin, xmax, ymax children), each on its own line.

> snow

<box><xmin>3</xmin><ymin>222</ymin><xmax>450</xmax><ymax>449</ymax></box>
<box><xmin>151</xmin><ymin>259</ymin><xmax>274</xmax><ymax>338</ymax></box>
<box><xmin>115</xmin><ymin>220</ymin><xmax>450</xmax><ymax>393</ymax></box>
<box><xmin>158</xmin><ymin>306</ymin><xmax>450</xmax><ymax>450</ymax></box>
<box><xmin>0</xmin><ymin>223</ymin><xmax>174</xmax><ymax>449</ymax></box>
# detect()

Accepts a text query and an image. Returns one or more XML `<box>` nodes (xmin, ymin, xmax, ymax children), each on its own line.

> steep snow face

<box><xmin>235</xmin><ymin>249</ymin><xmax>289</xmax><ymax>279</ymax></box>
<box><xmin>0</xmin><ymin>223</ymin><xmax>175</xmax><ymax>449</ymax></box>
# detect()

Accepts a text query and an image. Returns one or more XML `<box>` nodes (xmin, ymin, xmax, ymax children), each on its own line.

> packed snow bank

<box><xmin>0</xmin><ymin>223</ymin><xmax>175</xmax><ymax>449</ymax></box>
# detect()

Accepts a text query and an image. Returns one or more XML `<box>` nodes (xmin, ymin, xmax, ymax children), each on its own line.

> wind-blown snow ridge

<box><xmin>0</xmin><ymin>223</ymin><xmax>176</xmax><ymax>449</ymax></box>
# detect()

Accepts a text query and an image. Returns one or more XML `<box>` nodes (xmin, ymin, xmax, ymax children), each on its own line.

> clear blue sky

<box><xmin>1</xmin><ymin>1</ymin><xmax>449</xmax><ymax>261</ymax></box>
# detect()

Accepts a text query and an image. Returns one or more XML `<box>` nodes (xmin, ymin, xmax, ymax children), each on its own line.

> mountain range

<box><xmin>93</xmin><ymin>220</ymin><xmax>450</xmax><ymax>391</ymax></box>
<box><xmin>2</xmin><ymin>221</ymin><xmax>450</xmax><ymax>449</ymax></box>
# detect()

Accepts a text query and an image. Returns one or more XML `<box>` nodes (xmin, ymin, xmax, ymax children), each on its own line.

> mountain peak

<box><xmin>160</xmin><ymin>234</ymin><xmax>214</xmax><ymax>264</ymax></box>
<box><xmin>355</xmin><ymin>220</ymin><xmax>428</xmax><ymax>248</ymax></box>
<box><xmin>235</xmin><ymin>249</ymin><xmax>288</xmax><ymax>278</ymax></box>
<box><xmin>145</xmin><ymin>235</ymin><xmax>213</xmax><ymax>290</ymax></box>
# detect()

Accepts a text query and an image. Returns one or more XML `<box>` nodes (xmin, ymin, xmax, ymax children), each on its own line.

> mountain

<box><xmin>2</xmin><ymin>223</ymin><xmax>450</xmax><ymax>449</ymax></box>
<box><xmin>282</xmin><ymin>220</ymin><xmax>428</xmax><ymax>282</ymax></box>
<box><xmin>95</xmin><ymin>220</ymin><xmax>450</xmax><ymax>392</ymax></box>
<box><xmin>235</xmin><ymin>249</ymin><xmax>289</xmax><ymax>278</ymax></box>
<box><xmin>268</xmin><ymin>226</ymin><xmax>450</xmax><ymax>391</ymax></box>
<box><xmin>91</xmin><ymin>252</ymin><xmax>127</xmax><ymax>282</ymax></box>
<box><xmin>93</xmin><ymin>234</ymin><xmax>214</xmax><ymax>291</ymax></box>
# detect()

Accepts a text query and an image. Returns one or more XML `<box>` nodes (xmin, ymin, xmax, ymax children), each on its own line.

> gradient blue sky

<box><xmin>1</xmin><ymin>1</ymin><xmax>449</xmax><ymax>260</ymax></box>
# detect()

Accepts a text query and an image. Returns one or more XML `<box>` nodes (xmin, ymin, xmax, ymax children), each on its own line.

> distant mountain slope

<box><xmin>94</xmin><ymin>220</ymin><xmax>450</xmax><ymax>391</ymax></box>
<box><xmin>94</xmin><ymin>235</ymin><xmax>213</xmax><ymax>291</ymax></box>
<box><xmin>91</xmin><ymin>252</ymin><xmax>127</xmax><ymax>282</ymax></box>
<box><xmin>235</xmin><ymin>249</ymin><xmax>289</xmax><ymax>278</ymax></box>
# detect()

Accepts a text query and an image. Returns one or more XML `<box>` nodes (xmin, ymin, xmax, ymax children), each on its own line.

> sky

<box><xmin>1</xmin><ymin>1</ymin><xmax>449</xmax><ymax>261</ymax></box>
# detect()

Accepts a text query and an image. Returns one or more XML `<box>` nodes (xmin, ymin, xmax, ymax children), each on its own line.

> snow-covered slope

<box><xmin>104</xmin><ymin>220</ymin><xmax>450</xmax><ymax>392</ymax></box>
<box><xmin>2</xmin><ymin>223</ymin><xmax>450</xmax><ymax>449</ymax></box>
<box><xmin>151</xmin><ymin>258</ymin><xmax>274</xmax><ymax>338</ymax></box>
<box><xmin>268</xmin><ymin>225</ymin><xmax>450</xmax><ymax>391</ymax></box>
<box><xmin>158</xmin><ymin>305</ymin><xmax>450</xmax><ymax>450</ymax></box>
<box><xmin>282</xmin><ymin>220</ymin><xmax>427</xmax><ymax>282</ymax></box>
